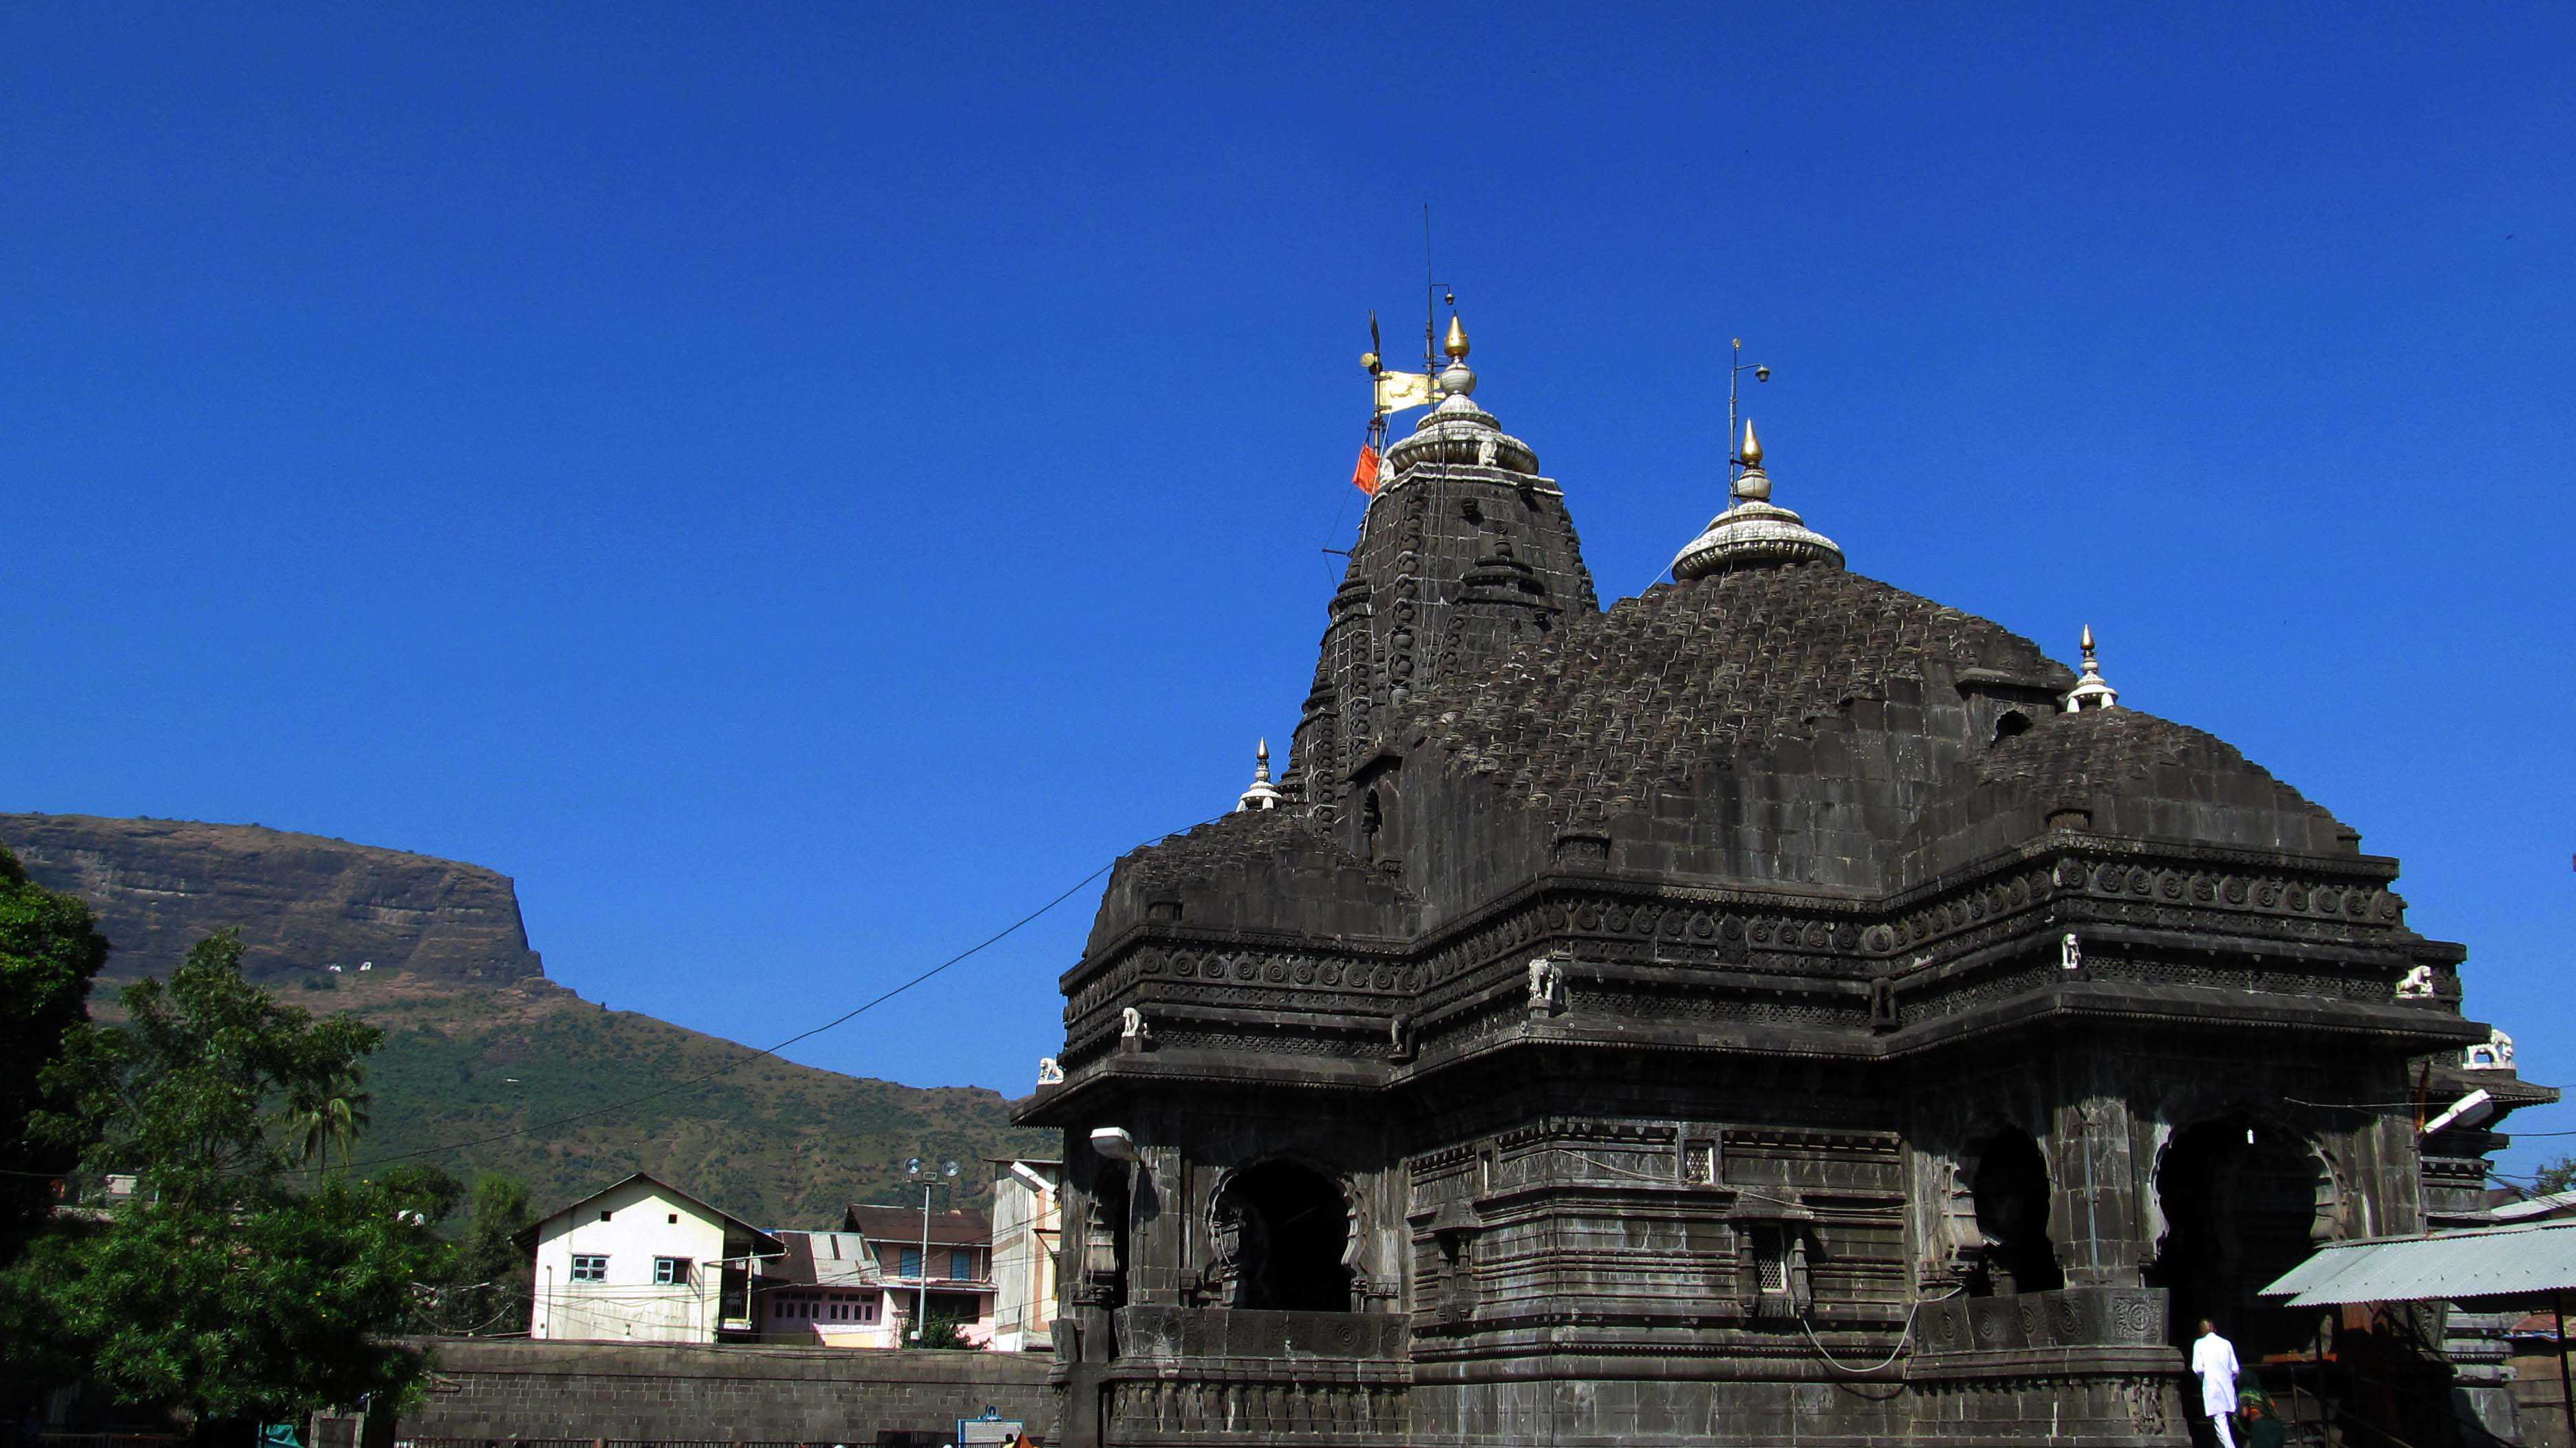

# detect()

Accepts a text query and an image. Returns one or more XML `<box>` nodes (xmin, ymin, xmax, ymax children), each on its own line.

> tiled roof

<box><xmin>1396</xmin><ymin>565</ymin><xmax>2066</xmax><ymax>824</ymax></box>
<box><xmin>844</xmin><ymin>1204</ymin><xmax>990</xmax><ymax>1246</ymax></box>
<box><xmin>1117</xmin><ymin>806</ymin><xmax>1386</xmax><ymax>895</ymax></box>
<box><xmin>1975</xmin><ymin>703</ymin><xmax>2326</xmax><ymax>813</ymax></box>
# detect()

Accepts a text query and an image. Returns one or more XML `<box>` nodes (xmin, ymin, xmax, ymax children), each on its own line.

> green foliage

<box><xmin>283</xmin><ymin>1061</ymin><xmax>374</xmax><ymax>1175</ymax></box>
<box><xmin>0</xmin><ymin>847</ymin><xmax>110</xmax><ymax>1260</ymax></box>
<box><xmin>430</xmin><ymin>1174</ymin><xmax>534</xmax><ymax>1335</ymax></box>
<box><xmin>352</xmin><ymin>988</ymin><xmax>1051</xmax><ymax>1226</ymax></box>
<box><xmin>2536</xmin><ymin>1157</ymin><xmax>2576</xmax><ymax>1195</ymax></box>
<box><xmin>0</xmin><ymin>933</ymin><xmax>448</xmax><ymax>1426</ymax></box>
<box><xmin>914</xmin><ymin>1313</ymin><xmax>974</xmax><ymax>1350</ymax></box>
<box><xmin>39</xmin><ymin>933</ymin><xmax>384</xmax><ymax>1206</ymax></box>
<box><xmin>7</xmin><ymin>1171</ymin><xmax>453</xmax><ymax>1420</ymax></box>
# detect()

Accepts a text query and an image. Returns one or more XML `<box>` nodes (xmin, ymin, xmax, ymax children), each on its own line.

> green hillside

<box><xmin>324</xmin><ymin>975</ymin><xmax>1053</xmax><ymax>1228</ymax></box>
<box><xmin>0</xmin><ymin>814</ymin><xmax>1058</xmax><ymax>1230</ymax></box>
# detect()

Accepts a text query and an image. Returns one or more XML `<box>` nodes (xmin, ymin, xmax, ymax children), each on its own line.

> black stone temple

<box><xmin>1019</xmin><ymin>321</ymin><xmax>2550</xmax><ymax>1447</ymax></box>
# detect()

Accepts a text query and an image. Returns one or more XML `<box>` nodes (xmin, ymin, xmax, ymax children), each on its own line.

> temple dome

<box><xmin>1670</xmin><ymin>420</ymin><xmax>1843</xmax><ymax>579</ymax></box>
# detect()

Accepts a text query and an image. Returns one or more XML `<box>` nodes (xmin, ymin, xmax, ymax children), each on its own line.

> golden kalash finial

<box><xmin>1444</xmin><ymin>313</ymin><xmax>1470</xmax><ymax>361</ymax></box>
<box><xmin>1739</xmin><ymin>418</ymin><xmax>1763</xmax><ymax>469</ymax></box>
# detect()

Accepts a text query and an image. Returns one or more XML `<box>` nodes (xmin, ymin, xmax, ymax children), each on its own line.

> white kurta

<box><xmin>2191</xmin><ymin>1331</ymin><xmax>2242</xmax><ymax>1416</ymax></box>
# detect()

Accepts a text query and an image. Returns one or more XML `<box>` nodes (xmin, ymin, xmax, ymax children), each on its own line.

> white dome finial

<box><xmin>1236</xmin><ymin>738</ymin><xmax>1285</xmax><ymax>811</ymax></box>
<box><xmin>2064</xmin><ymin>626</ymin><xmax>2120</xmax><ymax>712</ymax></box>
<box><xmin>1671</xmin><ymin>420</ymin><xmax>1843</xmax><ymax>580</ymax></box>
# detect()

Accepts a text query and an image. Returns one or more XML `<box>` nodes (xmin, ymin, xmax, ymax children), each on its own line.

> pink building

<box><xmin>842</xmin><ymin>1203</ymin><xmax>996</xmax><ymax>1345</ymax></box>
<box><xmin>753</xmin><ymin>1230</ymin><xmax>894</xmax><ymax>1347</ymax></box>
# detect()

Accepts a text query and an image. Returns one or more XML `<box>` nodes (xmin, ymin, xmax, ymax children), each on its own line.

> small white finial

<box><xmin>1236</xmin><ymin>737</ymin><xmax>1285</xmax><ymax>811</ymax></box>
<box><xmin>1671</xmin><ymin>419</ymin><xmax>1841</xmax><ymax>580</ymax></box>
<box><xmin>2064</xmin><ymin>626</ymin><xmax>2120</xmax><ymax>713</ymax></box>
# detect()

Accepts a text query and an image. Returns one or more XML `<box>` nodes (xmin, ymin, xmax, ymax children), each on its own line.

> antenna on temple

<box><xmin>1422</xmin><ymin>204</ymin><xmax>1454</xmax><ymax>389</ymax></box>
<box><xmin>1725</xmin><ymin>338</ymin><xmax>1772</xmax><ymax>487</ymax></box>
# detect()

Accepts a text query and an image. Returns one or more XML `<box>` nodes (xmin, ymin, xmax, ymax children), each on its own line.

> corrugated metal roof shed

<box><xmin>2261</xmin><ymin>1218</ymin><xmax>2576</xmax><ymax>1307</ymax></box>
<box><xmin>767</xmin><ymin>1230</ymin><xmax>884</xmax><ymax>1287</ymax></box>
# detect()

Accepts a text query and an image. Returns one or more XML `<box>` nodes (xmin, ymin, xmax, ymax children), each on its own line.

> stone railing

<box><xmin>1113</xmin><ymin>1305</ymin><xmax>1407</xmax><ymax>1361</ymax></box>
<box><xmin>1911</xmin><ymin>1284</ymin><xmax>2169</xmax><ymax>1365</ymax></box>
<box><xmin>1101</xmin><ymin>1308</ymin><xmax>1411</xmax><ymax>1444</ymax></box>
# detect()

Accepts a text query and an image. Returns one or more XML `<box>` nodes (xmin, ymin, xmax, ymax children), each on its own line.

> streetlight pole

<box><xmin>907</xmin><ymin>1158</ymin><xmax>958</xmax><ymax>1344</ymax></box>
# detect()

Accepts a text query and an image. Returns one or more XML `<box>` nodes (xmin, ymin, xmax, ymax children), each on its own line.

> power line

<box><xmin>323</xmin><ymin>831</ymin><xmax>1191</xmax><ymax>1178</ymax></box>
<box><xmin>32</xmin><ymin>809</ymin><xmax>1210</xmax><ymax>1189</ymax></box>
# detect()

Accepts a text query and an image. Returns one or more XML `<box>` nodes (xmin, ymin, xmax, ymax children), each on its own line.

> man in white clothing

<box><xmin>2190</xmin><ymin>1318</ymin><xmax>2242</xmax><ymax>1448</ymax></box>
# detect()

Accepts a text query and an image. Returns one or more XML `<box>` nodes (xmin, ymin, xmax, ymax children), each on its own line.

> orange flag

<box><xmin>1352</xmin><ymin>443</ymin><xmax>1382</xmax><ymax>495</ymax></box>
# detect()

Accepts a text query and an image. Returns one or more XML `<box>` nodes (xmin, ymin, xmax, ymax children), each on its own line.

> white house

<box><xmin>520</xmin><ymin>1172</ymin><xmax>782</xmax><ymax>1343</ymax></box>
<box><xmin>988</xmin><ymin>1159</ymin><xmax>1061</xmax><ymax>1352</ymax></box>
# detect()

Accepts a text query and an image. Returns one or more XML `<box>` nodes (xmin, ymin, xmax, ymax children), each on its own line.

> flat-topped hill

<box><xmin>0</xmin><ymin>813</ymin><xmax>1046</xmax><ymax>1226</ymax></box>
<box><xmin>0</xmin><ymin>813</ymin><xmax>546</xmax><ymax>986</ymax></box>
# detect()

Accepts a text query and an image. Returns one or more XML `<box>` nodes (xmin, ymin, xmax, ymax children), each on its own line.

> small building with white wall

<box><xmin>522</xmin><ymin>1172</ymin><xmax>782</xmax><ymax>1343</ymax></box>
<box><xmin>988</xmin><ymin>1159</ymin><xmax>1062</xmax><ymax>1352</ymax></box>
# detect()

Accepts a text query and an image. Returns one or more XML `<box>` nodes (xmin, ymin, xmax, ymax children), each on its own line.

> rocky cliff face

<box><xmin>0</xmin><ymin>813</ymin><xmax>546</xmax><ymax>986</ymax></box>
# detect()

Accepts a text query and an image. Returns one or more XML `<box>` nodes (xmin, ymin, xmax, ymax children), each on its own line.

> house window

<box><xmin>900</xmin><ymin>1248</ymin><xmax>923</xmax><ymax>1278</ymax></box>
<box><xmin>857</xmin><ymin>1297</ymin><xmax>879</xmax><ymax>1322</ymax></box>
<box><xmin>599</xmin><ymin>1210</ymin><xmax>613</xmax><ymax>1222</ymax></box>
<box><xmin>654</xmin><ymin>1257</ymin><xmax>690</xmax><ymax>1286</ymax></box>
<box><xmin>950</xmin><ymin>1248</ymin><xmax>974</xmax><ymax>1280</ymax></box>
<box><xmin>570</xmin><ymin>1255</ymin><xmax>608</xmax><ymax>1282</ymax></box>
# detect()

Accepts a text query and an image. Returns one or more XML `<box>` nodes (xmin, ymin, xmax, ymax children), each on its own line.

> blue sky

<box><xmin>7</xmin><ymin>5</ymin><xmax>2573</xmax><ymax>1176</ymax></box>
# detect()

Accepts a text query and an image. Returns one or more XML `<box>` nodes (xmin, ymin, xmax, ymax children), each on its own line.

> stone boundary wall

<box><xmin>398</xmin><ymin>1339</ymin><xmax>1056</xmax><ymax>1445</ymax></box>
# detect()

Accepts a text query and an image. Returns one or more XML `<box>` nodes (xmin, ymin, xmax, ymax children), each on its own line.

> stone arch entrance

<box><xmin>2151</xmin><ymin>1114</ymin><xmax>2337</xmax><ymax>1354</ymax></box>
<box><xmin>1212</xmin><ymin>1160</ymin><xmax>1353</xmax><ymax>1312</ymax></box>
<box><xmin>1970</xmin><ymin>1128</ymin><xmax>2063</xmax><ymax>1295</ymax></box>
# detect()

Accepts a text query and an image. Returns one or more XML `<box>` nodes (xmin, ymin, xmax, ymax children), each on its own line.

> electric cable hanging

<box><xmin>290</xmin><ymin>809</ymin><xmax>1231</xmax><ymax>1179</ymax></box>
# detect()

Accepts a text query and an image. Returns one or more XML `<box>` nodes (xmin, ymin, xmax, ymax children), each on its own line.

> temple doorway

<box><xmin>1214</xmin><ymin>1161</ymin><xmax>1352</xmax><ymax>1312</ymax></box>
<box><xmin>2151</xmin><ymin>1116</ymin><xmax>2332</xmax><ymax>1356</ymax></box>
<box><xmin>1971</xmin><ymin>1129</ymin><xmax>2064</xmax><ymax>1295</ymax></box>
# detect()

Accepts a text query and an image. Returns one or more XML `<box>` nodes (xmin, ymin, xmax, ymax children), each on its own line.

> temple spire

<box><xmin>2063</xmin><ymin>626</ymin><xmax>2120</xmax><ymax>712</ymax></box>
<box><xmin>1670</xmin><ymin>420</ymin><xmax>1844</xmax><ymax>580</ymax></box>
<box><xmin>1236</xmin><ymin>738</ymin><xmax>1285</xmax><ymax>811</ymax></box>
<box><xmin>1433</xmin><ymin>312</ymin><xmax>1478</xmax><ymax>406</ymax></box>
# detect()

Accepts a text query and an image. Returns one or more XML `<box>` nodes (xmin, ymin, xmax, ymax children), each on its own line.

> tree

<box><xmin>437</xmin><ymin>1174</ymin><xmax>535</xmax><ymax>1336</ymax></box>
<box><xmin>0</xmin><ymin>846</ymin><xmax>110</xmax><ymax>1261</ymax></box>
<box><xmin>2536</xmin><ymin>1157</ymin><xmax>2576</xmax><ymax>1195</ymax></box>
<box><xmin>283</xmin><ymin>1061</ymin><xmax>374</xmax><ymax>1175</ymax></box>
<box><xmin>914</xmin><ymin>1312</ymin><xmax>975</xmax><ymax>1350</ymax></box>
<box><xmin>1</xmin><ymin>932</ymin><xmax>452</xmax><ymax>1429</ymax></box>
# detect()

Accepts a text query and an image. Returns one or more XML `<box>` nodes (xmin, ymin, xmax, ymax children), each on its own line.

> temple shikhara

<box><xmin>1019</xmin><ymin>316</ymin><xmax>2550</xmax><ymax>1446</ymax></box>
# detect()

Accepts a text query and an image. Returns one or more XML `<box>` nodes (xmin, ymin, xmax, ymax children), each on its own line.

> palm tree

<box><xmin>283</xmin><ymin>1065</ymin><xmax>372</xmax><ymax>1175</ymax></box>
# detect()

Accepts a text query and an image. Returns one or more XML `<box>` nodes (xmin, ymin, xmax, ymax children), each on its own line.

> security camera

<box><xmin>1755</xmin><ymin>366</ymin><xmax>1771</xmax><ymax>383</ymax></box>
